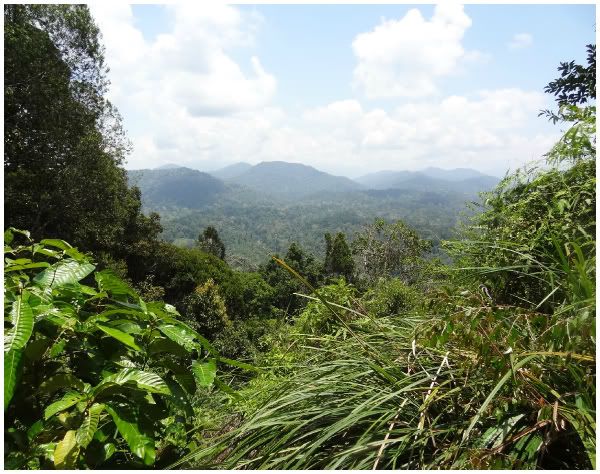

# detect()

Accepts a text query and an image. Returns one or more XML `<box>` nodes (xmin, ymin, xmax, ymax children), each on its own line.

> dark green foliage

<box><xmin>198</xmin><ymin>226</ymin><xmax>226</xmax><ymax>260</ymax></box>
<box><xmin>260</xmin><ymin>243</ymin><xmax>323</xmax><ymax>316</ymax></box>
<box><xmin>3</xmin><ymin>231</ymin><xmax>243</xmax><ymax>469</ymax></box>
<box><xmin>180</xmin><ymin>279</ymin><xmax>231</xmax><ymax>339</ymax></box>
<box><xmin>4</xmin><ymin>5</ymin><xmax>154</xmax><ymax>257</ymax></box>
<box><xmin>544</xmin><ymin>44</ymin><xmax>595</xmax><ymax>107</ymax></box>
<box><xmin>324</xmin><ymin>232</ymin><xmax>354</xmax><ymax>281</ymax></box>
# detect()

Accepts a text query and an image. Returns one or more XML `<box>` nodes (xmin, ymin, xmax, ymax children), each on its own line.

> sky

<box><xmin>89</xmin><ymin>3</ymin><xmax>596</xmax><ymax>178</ymax></box>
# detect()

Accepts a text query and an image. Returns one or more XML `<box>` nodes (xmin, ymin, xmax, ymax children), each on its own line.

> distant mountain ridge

<box><xmin>221</xmin><ymin>161</ymin><xmax>364</xmax><ymax>199</ymax></box>
<box><xmin>356</xmin><ymin>167</ymin><xmax>500</xmax><ymax>194</ymax></box>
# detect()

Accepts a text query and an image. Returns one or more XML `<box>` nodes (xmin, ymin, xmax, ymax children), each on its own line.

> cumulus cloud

<box><xmin>508</xmin><ymin>33</ymin><xmax>533</xmax><ymax>49</ymax></box>
<box><xmin>352</xmin><ymin>4</ymin><xmax>481</xmax><ymax>98</ymax></box>
<box><xmin>91</xmin><ymin>4</ymin><xmax>275</xmax><ymax>117</ymax></box>
<box><xmin>91</xmin><ymin>4</ymin><xmax>557</xmax><ymax>177</ymax></box>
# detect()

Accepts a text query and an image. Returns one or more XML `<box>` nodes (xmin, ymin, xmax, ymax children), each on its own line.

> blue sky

<box><xmin>91</xmin><ymin>3</ymin><xmax>595</xmax><ymax>177</ymax></box>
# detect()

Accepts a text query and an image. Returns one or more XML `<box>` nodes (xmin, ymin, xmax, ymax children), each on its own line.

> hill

<box><xmin>209</xmin><ymin>162</ymin><xmax>253</xmax><ymax>180</ymax></box>
<box><xmin>127</xmin><ymin>167</ymin><xmax>227</xmax><ymax>208</ymax></box>
<box><xmin>227</xmin><ymin>161</ymin><xmax>364</xmax><ymax>199</ymax></box>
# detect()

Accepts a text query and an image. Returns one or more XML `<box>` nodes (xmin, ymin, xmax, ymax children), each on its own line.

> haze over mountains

<box><xmin>144</xmin><ymin>161</ymin><xmax>499</xmax><ymax>199</ymax></box>
<box><xmin>126</xmin><ymin>161</ymin><xmax>500</xmax><ymax>268</ymax></box>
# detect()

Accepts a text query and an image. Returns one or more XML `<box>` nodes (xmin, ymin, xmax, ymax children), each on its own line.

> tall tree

<box><xmin>198</xmin><ymin>226</ymin><xmax>226</xmax><ymax>260</ymax></box>
<box><xmin>4</xmin><ymin>5</ymin><xmax>157</xmax><ymax>255</ymax></box>
<box><xmin>324</xmin><ymin>232</ymin><xmax>354</xmax><ymax>281</ymax></box>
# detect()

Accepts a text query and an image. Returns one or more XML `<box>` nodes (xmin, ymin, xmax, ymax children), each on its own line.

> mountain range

<box><xmin>128</xmin><ymin>161</ymin><xmax>501</xmax><ymax>267</ymax></box>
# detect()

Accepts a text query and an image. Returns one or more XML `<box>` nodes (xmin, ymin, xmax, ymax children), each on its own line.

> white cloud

<box><xmin>352</xmin><ymin>4</ymin><xmax>480</xmax><ymax>99</ymax></box>
<box><xmin>91</xmin><ymin>5</ymin><xmax>558</xmax><ymax>177</ymax></box>
<box><xmin>508</xmin><ymin>33</ymin><xmax>533</xmax><ymax>49</ymax></box>
<box><xmin>91</xmin><ymin>4</ymin><xmax>275</xmax><ymax>117</ymax></box>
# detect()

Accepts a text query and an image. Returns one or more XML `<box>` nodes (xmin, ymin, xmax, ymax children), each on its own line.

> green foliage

<box><xmin>324</xmin><ymin>232</ymin><xmax>355</xmax><ymax>281</ymax></box>
<box><xmin>361</xmin><ymin>278</ymin><xmax>423</xmax><ymax>318</ymax></box>
<box><xmin>180</xmin><ymin>279</ymin><xmax>231</xmax><ymax>339</ymax></box>
<box><xmin>4</xmin><ymin>5</ymin><xmax>159</xmax><ymax>259</ymax></box>
<box><xmin>351</xmin><ymin>218</ymin><xmax>431</xmax><ymax>285</ymax></box>
<box><xmin>3</xmin><ymin>231</ymin><xmax>240</xmax><ymax>469</ymax></box>
<box><xmin>197</xmin><ymin>226</ymin><xmax>226</xmax><ymax>260</ymax></box>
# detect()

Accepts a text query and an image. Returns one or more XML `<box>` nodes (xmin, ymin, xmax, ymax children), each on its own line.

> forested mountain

<box><xmin>127</xmin><ymin>167</ymin><xmax>227</xmax><ymax>208</ymax></box>
<box><xmin>127</xmin><ymin>164</ymin><xmax>486</xmax><ymax>267</ymax></box>
<box><xmin>225</xmin><ymin>161</ymin><xmax>364</xmax><ymax>198</ymax></box>
<box><xmin>209</xmin><ymin>162</ymin><xmax>252</xmax><ymax>180</ymax></box>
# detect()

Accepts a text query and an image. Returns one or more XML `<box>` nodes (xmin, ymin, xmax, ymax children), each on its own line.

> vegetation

<box><xmin>3</xmin><ymin>4</ymin><xmax>595</xmax><ymax>471</ymax></box>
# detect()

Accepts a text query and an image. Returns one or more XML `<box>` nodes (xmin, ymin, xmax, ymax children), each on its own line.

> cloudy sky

<box><xmin>90</xmin><ymin>3</ymin><xmax>595</xmax><ymax>177</ymax></box>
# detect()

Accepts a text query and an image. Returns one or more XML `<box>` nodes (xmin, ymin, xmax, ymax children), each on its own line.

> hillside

<box><xmin>209</xmin><ymin>162</ymin><xmax>253</xmax><ymax>180</ymax></box>
<box><xmin>127</xmin><ymin>167</ymin><xmax>227</xmax><ymax>208</ymax></box>
<box><xmin>227</xmin><ymin>161</ymin><xmax>364</xmax><ymax>199</ymax></box>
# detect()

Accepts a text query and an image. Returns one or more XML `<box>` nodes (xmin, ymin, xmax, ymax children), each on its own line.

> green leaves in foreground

<box><xmin>5</xmin><ymin>234</ymin><xmax>241</xmax><ymax>468</ymax></box>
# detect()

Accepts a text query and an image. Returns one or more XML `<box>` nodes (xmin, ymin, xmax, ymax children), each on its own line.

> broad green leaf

<box><xmin>158</xmin><ymin>322</ymin><xmax>217</xmax><ymax>355</ymax></box>
<box><xmin>39</xmin><ymin>238</ymin><xmax>73</xmax><ymax>251</ymax></box>
<box><xmin>49</xmin><ymin>339</ymin><xmax>67</xmax><ymax>358</ymax></box>
<box><xmin>76</xmin><ymin>403</ymin><xmax>104</xmax><ymax>448</ymax></box>
<box><xmin>95</xmin><ymin>270</ymin><xmax>137</xmax><ymax>297</ymax></box>
<box><xmin>191</xmin><ymin>359</ymin><xmax>216</xmax><ymax>388</ymax></box>
<box><xmin>148</xmin><ymin>337</ymin><xmax>188</xmax><ymax>358</ymax></box>
<box><xmin>24</xmin><ymin>336</ymin><xmax>51</xmax><ymax>361</ymax></box>
<box><xmin>105</xmin><ymin>403</ymin><xmax>155</xmax><ymax>466</ymax></box>
<box><xmin>38</xmin><ymin>373</ymin><xmax>85</xmax><ymax>395</ymax></box>
<box><xmin>214</xmin><ymin>377</ymin><xmax>241</xmax><ymax>400</ymax></box>
<box><xmin>27</xmin><ymin>420</ymin><xmax>44</xmax><ymax>441</ymax></box>
<box><xmin>94</xmin><ymin>368</ymin><xmax>171</xmax><ymax>396</ymax></box>
<box><xmin>44</xmin><ymin>391</ymin><xmax>84</xmax><ymax>420</ymax></box>
<box><xmin>33</xmin><ymin>259</ymin><xmax>95</xmax><ymax>288</ymax></box>
<box><xmin>4</xmin><ymin>349</ymin><xmax>22</xmax><ymax>410</ymax></box>
<box><xmin>54</xmin><ymin>430</ymin><xmax>79</xmax><ymax>469</ymax></box>
<box><xmin>102</xmin><ymin>443</ymin><xmax>116</xmax><ymax>462</ymax></box>
<box><xmin>96</xmin><ymin>324</ymin><xmax>141</xmax><ymax>351</ymax></box>
<box><xmin>4</xmin><ymin>262</ymin><xmax>50</xmax><ymax>272</ymax></box>
<box><xmin>5</xmin><ymin>295</ymin><xmax>34</xmax><ymax>352</ymax></box>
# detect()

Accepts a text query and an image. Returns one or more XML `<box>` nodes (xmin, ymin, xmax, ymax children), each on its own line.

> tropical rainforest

<box><xmin>4</xmin><ymin>4</ymin><xmax>596</xmax><ymax>470</ymax></box>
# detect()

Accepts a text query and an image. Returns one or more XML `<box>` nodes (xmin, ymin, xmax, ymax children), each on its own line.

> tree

<box><xmin>324</xmin><ymin>232</ymin><xmax>354</xmax><ymax>281</ymax></box>
<box><xmin>180</xmin><ymin>279</ymin><xmax>231</xmax><ymax>339</ymax></box>
<box><xmin>351</xmin><ymin>219</ymin><xmax>430</xmax><ymax>285</ymax></box>
<box><xmin>540</xmin><ymin>43</ymin><xmax>596</xmax><ymax>123</ymax></box>
<box><xmin>4</xmin><ymin>5</ymin><xmax>155</xmax><ymax>258</ymax></box>
<box><xmin>198</xmin><ymin>226</ymin><xmax>226</xmax><ymax>260</ymax></box>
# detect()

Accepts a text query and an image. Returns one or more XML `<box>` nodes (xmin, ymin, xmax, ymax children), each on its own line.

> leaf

<box><xmin>54</xmin><ymin>430</ymin><xmax>79</xmax><ymax>469</ymax></box>
<box><xmin>191</xmin><ymin>359</ymin><xmax>216</xmax><ymax>388</ymax></box>
<box><xmin>38</xmin><ymin>373</ymin><xmax>85</xmax><ymax>396</ymax></box>
<box><xmin>95</xmin><ymin>270</ymin><xmax>137</xmax><ymax>297</ymax></box>
<box><xmin>158</xmin><ymin>322</ymin><xmax>217</xmax><ymax>355</ymax></box>
<box><xmin>27</xmin><ymin>420</ymin><xmax>44</xmax><ymax>441</ymax></box>
<box><xmin>40</xmin><ymin>238</ymin><xmax>73</xmax><ymax>251</ymax></box>
<box><xmin>76</xmin><ymin>403</ymin><xmax>104</xmax><ymax>448</ymax></box>
<box><xmin>44</xmin><ymin>391</ymin><xmax>84</xmax><ymax>420</ymax></box>
<box><xmin>105</xmin><ymin>403</ymin><xmax>155</xmax><ymax>466</ymax></box>
<box><xmin>49</xmin><ymin>339</ymin><xmax>67</xmax><ymax>358</ymax></box>
<box><xmin>4</xmin><ymin>295</ymin><xmax>34</xmax><ymax>352</ymax></box>
<box><xmin>463</xmin><ymin>355</ymin><xmax>536</xmax><ymax>442</ymax></box>
<box><xmin>96</xmin><ymin>324</ymin><xmax>141</xmax><ymax>351</ymax></box>
<box><xmin>4</xmin><ymin>349</ymin><xmax>22</xmax><ymax>410</ymax></box>
<box><xmin>94</xmin><ymin>368</ymin><xmax>171</xmax><ymax>396</ymax></box>
<box><xmin>33</xmin><ymin>259</ymin><xmax>95</xmax><ymax>288</ymax></box>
